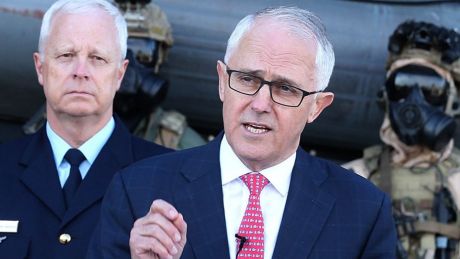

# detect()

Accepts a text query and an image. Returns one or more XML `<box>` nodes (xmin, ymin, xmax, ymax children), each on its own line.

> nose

<box><xmin>73</xmin><ymin>57</ymin><xmax>90</xmax><ymax>80</ymax></box>
<box><xmin>250</xmin><ymin>84</ymin><xmax>273</xmax><ymax>112</ymax></box>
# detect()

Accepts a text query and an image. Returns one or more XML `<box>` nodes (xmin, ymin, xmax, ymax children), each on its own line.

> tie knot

<box><xmin>64</xmin><ymin>149</ymin><xmax>86</xmax><ymax>167</ymax></box>
<box><xmin>240</xmin><ymin>173</ymin><xmax>269</xmax><ymax>196</ymax></box>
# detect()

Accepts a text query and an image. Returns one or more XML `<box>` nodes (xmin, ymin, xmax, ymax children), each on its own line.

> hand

<box><xmin>130</xmin><ymin>199</ymin><xmax>187</xmax><ymax>259</ymax></box>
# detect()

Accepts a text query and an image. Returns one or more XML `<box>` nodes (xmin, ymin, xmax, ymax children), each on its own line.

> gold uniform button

<box><xmin>59</xmin><ymin>233</ymin><xmax>71</xmax><ymax>244</ymax></box>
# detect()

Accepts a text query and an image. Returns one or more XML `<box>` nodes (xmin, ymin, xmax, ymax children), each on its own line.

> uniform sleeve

<box><xmin>86</xmin><ymin>172</ymin><xmax>134</xmax><ymax>259</ymax></box>
<box><xmin>360</xmin><ymin>193</ymin><xmax>397</xmax><ymax>258</ymax></box>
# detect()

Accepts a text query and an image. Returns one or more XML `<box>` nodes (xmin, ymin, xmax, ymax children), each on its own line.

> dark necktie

<box><xmin>63</xmin><ymin>148</ymin><xmax>85</xmax><ymax>208</ymax></box>
<box><xmin>236</xmin><ymin>173</ymin><xmax>269</xmax><ymax>259</ymax></box>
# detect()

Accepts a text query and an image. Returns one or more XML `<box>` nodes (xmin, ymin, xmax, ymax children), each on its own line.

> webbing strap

<box><xmin>414</xmin><ymin>221</ymin><xmax>460</xmax><ymax>239</ymax></box>
<box><xmin>379</xmin><ymin>147</ymin><xmax>392</xmax><ymax>196</ymax></box>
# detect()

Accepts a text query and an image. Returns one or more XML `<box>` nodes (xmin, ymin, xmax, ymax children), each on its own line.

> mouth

<box><xmin>67</xmin><ymin>90</ymin><xmax>92</xmax><ymax>96</ymax></box>
<box><xmin>243</xmin><ymin>122</ymin><xmax>271</xmax><ymax>134</ymax></box>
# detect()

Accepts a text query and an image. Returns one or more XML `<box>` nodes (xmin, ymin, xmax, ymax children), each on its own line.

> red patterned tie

<box><xmin>236</xmin><ymin>173</ymin><xmax>269</xmax><ymax>259</ymax></box>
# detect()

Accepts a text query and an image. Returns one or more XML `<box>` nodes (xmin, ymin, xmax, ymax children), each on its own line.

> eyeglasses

<box><xmin>226</xmin><ymin>68</ymin><xmax>322</xmax><ymax>107</ymax></box>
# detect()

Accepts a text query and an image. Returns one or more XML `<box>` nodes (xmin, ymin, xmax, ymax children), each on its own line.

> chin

<box><xmin>61</xmin><ymin>108</ymin><xmax>97</xmax><ymax>118</ymax></box>
<box><xmin>237</xmin><ymin>144</ymin><xmax>269</xmax><ymax>160</ymax></box>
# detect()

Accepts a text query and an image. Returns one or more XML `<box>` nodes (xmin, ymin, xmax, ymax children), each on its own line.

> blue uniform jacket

<box><xmin>0</xmin><ymin>116</ymin><xmax>171</xmax><ymax>259</ymax></box>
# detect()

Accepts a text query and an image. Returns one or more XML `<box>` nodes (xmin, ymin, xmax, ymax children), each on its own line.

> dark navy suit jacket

<box><xmin>0</xmin><ymin>117</ymin><xmax>171</xmax><ymax>259</ymax></box>
<box><xmin>88</xmin><ymin>134</ymin><xmax>397</xmax><ymax>259</ymax></box>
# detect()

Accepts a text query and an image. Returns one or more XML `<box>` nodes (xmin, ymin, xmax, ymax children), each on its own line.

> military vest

<box><xmin>363</xmin><ymin>145</ymin><xmax>460</xmax><ymax>258</ymax></box>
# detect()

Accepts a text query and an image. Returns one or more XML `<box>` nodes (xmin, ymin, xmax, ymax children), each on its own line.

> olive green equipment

<box><xmin>343</xmin><ymin>20</ymin><xmax>460</xmax><ymax>259</ymax></box>
<box><xmin>132</xmin><ymin>107</ymin><xmax>207</xmax><ymax>150</ymax></box>
<box><xmin>111</xmin><ymin>0</ymin><xmax>207</xmax><ymax>149</ymax></box>
<box><xmin>115</xmin><ymin>0</ymin><xmax>173</xmax><ymax>73</ymax></box>
<box><xmin>356</xmin><ymin>145</ymin><xmax>460</xmax><ymax>258</ymax></box>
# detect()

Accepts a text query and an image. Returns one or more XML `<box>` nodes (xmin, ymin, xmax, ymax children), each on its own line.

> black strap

<box><xmin>379</xmin><ymin>146</ymin><xmax>392</xmax><ymax>196</ymax></box>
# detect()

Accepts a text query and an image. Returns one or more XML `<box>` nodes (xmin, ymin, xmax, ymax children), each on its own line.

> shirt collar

<box><xmin>220</xmin><ymin>134</ymin><xmax>295</xmax><ymax>196</ymax></box>
<box><xmin>47</xmin><ymin>123</ymin><xmax>71</xmax><ymax>169</ymax></box>
<box><xmin>46</xmin><ymin>117</ymin><xmax>115</xmax><ymax>167</ymax></box>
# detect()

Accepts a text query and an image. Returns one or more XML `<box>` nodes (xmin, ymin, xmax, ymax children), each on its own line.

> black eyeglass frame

<box><xmin>225</xmin><ymin>68</ymin><xmax>323</xmax><ymax>107</ymax></box>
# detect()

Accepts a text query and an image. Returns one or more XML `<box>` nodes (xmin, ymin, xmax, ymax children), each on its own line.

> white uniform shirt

<box><xmin>46</xmin><ymin>117</ymin><xmax>115</xmax><ymax>187</ymax></box>
<box><xmin>220</xmin><ymin>135</ymin><xmax>295</xmax><ymax>259</ymax></box>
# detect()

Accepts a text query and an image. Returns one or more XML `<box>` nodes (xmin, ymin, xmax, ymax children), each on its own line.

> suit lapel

<box><xmin>19</xmin><ymin>128</ymin><xmax>66</xmax><ymax>219</ymax></box>
<box><xmin>61</xmin><ymin>120</ymin><xmax>134</xmax><ymax>227</ymax></box>
<box><xmin>175</xmin><ymin>135</ymin><xmax>230</xmax><ymax>259</ymax></box>
<box><xmin>272</xmin><ymin>149</ymin><xmax>336</xmax><ymax>259</ymax></box>
<box><xmin>153</xmin><ymin>135</ymin><xmax>336</xmax><ymax>259</ymax></box>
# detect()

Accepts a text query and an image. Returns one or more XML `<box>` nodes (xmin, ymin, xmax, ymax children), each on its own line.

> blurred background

<box><xmin>1</xmin><ymin>0</ymin><xmax>459</xmax><ymax>162</ymax></box>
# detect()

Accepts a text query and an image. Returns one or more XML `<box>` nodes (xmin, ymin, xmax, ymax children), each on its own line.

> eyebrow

<box><xmin>89</xmin><ymin>47</ymin><xmax>110</xmax><ymax>56</ymax></box>
<box><xmin>238</xmin><ymin>68</ymin><xmax>302</xmax><ymax>87</ymax></box>
<box><xmin>52</xmin><ymin>44</ymin><xmax>75</xmax><ymax>54</ymax></box>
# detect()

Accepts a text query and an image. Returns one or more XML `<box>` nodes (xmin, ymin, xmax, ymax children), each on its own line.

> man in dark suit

<box><xmin>88</xmin><ymin>6</ymin><xmax>397</xmax><ymax>259</ymax></box>
<box><xmin>0</xmin><ymin>0</ymin><xmax>170</xmax><ymax>258</ymax></box>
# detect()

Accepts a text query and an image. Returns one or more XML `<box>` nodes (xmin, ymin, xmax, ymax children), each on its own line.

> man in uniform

<box><xmin>344</xmin><ymin>20</ymin><xmax>460</xmax><ymax>258</ymax></box>
<box><xmin>21</xmin><ymin>0</ymin><xmax>207</xmax><ymax>151</ymax></box>
<box><xmin>0</xmin><ymin>1</ymin><xmax>171</xmax><ymax>258</ymax></box>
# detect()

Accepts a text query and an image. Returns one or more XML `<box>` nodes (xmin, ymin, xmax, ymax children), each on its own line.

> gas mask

<box><xmin>386</xmin><ymin>64</ymin><xmax>456</xmax><ymax>151</ymax></box>
<box><xmin>113</xmin><ymin>1</ymin><xmax>173</xmax><ymax>131</ymax></box>
<box><xmin>115</xmin><ymin>47</ymin><xmax>168</xmax><ymax>131</ymax></box>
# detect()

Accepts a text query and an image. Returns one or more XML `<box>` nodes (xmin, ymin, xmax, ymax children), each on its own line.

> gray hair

<box><xmin>38</xmin><ymin>0</ymin><xmax>127</xmax><ymax>62</ymax></box>
<box><xmin>224</xmin><ymin>6</ymin><xmax>335</xmax><ymax>91</ymax></box>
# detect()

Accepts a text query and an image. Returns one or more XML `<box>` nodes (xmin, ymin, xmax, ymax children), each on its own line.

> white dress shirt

<box><xmin>46</xmin><ymin>117</ymin><xmax>115</xmax><ymax>187</ymax></box>
<box><xmin>220</xmin><ymin>135</ymin><xmax>295</xmax><ymax>259</ymax></box>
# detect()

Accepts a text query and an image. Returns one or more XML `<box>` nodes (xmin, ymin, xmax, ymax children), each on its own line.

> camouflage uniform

<box><xmin>114</xmin><ymin>1</ymin><xmax>206</xmax><ymax>149</ymax></box>
<box><xmin>119</xmin><ymin>1</ymin><xmax>206</xmax><ymax>149</ymax></box>
<box><xmin>344</xmin><ymin>21</ymin><xmax>460</xmax><ymax>258</ymax></box>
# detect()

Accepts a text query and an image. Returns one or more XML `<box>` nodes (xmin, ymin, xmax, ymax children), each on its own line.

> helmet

<box><xmin>115</xmin><ymin>0</ymin><xmax>173</xmax><ymax>72</ymax></box>
<box><xmin>113</xmin><ymin>0</ymin><xmax>173</xmax><ymax>130</ymax></box>
<box><xmin>383</xmin><ymin>20</ymin><xmax>460</xmax><ymax>151</ymax></box>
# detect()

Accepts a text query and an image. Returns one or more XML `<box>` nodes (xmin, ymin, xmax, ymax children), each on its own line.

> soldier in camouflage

<box><xmin>114</xmin><ymin>0</ymin><xmax>207</xmax><ymax>150</ymax></box>
<box><xmin>344</xmin><ymin>21</ymin><xmax>460</xmax><ymax>259</ymax></box>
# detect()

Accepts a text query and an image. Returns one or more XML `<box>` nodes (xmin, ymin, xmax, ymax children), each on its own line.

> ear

<box><xmin>216</xmin><ymin>60</ymin><xmax>227</xmax><ymax>102</ymax></box>
<box><xmin>33</xmin><ymin>52</ymin><xmax>44</xmax><ymax>86</ymax></box>
<box><xmin>307</xmin><ymin>92</ymin><xmax>334</xmax><ymax>123</ymax></box>
<box><xmin>116</xmin><ymin>59</ymin><xmax>129</xmax><ymax>91</ymax></box>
